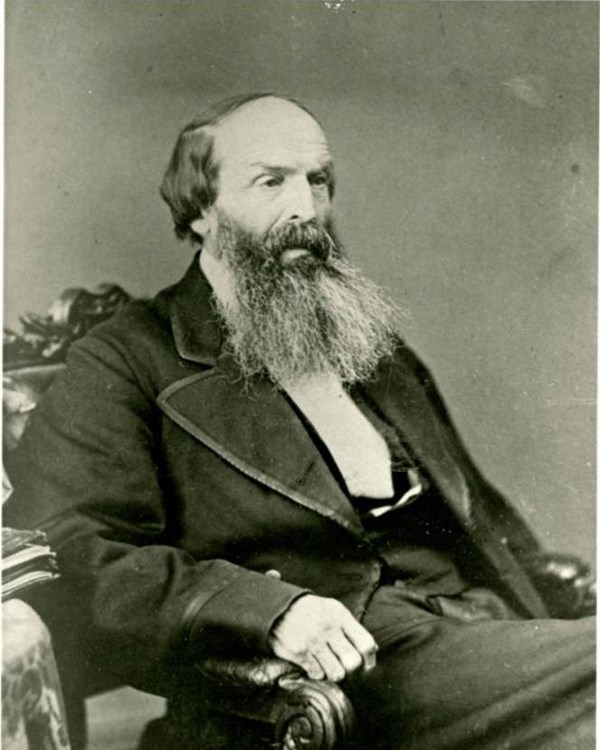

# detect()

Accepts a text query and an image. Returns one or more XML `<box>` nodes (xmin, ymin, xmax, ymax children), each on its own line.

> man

<box><xmin>6</xmin><ymin>93</ymin><xmax>595</xmax><ymax>749</ymax></box>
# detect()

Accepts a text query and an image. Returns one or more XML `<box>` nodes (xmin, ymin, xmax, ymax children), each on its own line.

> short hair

<box><xmin>159</xmin><ymin>92</ymin><xmax>325</xmax><ymax>244</ymax></box>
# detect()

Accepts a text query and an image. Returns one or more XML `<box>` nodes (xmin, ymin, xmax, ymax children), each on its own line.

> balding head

<box><xmin>160</xmin><ymin>93</ymin><xmax>334</xmax><ymax>244</ymax></box>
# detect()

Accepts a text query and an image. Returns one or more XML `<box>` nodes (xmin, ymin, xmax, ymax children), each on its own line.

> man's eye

<box><xmin>310</xmin><ymin>173</ymin><xmax>329</xmax><ymax>188</ymax></box>
<box><xmin>257</xmin><ymin>175</ymin><xmax>283</xmax><ymax>188</ymax></box>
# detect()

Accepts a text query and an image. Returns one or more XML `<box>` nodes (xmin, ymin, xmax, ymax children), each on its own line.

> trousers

<box><xmin>346</xmin><ymin>584</ymin><xmax>595</xmax><ymax>750</ymax></box>
<box><xmin>138</xmin><ymin>583</ymin><xmax>594</xmax><ymax>750</ymax></box>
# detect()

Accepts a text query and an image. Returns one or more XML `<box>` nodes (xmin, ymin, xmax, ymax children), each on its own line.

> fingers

<box><xmin>318</xmin><ymin>626</ymin><xmax>378</xmax><ymax>682</ymax></box>
<box><xmin>304</xmin><ymin>626</ymin><xmax>378</xmax><ymax>682</ymax></box>
<box><xmin>328</xmin><ymin>634</ymin><xmax>364</xmax><ymax>678</ymax></box>
<box><xmin>343</xmin><ymin>623</ymin><xmax>378</xmax><ymax>672</ymax></box>
<box><xmin>313</xmin><ymin>644</ymin><xmax>347</xmax><ymax>682</ymax></box>
<box><xmin>270</xmin><ymin>641</ymin><xmax>326</xmax><ymax>680</ymax></box>
<box><xmin>273</xmin><ymin>640</ymin><xmax>348</xmax><ymax>682</ymax></box>
<box><xmin>268</xmin><ymin>594</ymin><xmax>379</xmax><ymax>682</ymax></box>
<box><xmin>298</xmin><ymin>653</ymin><xmax>326</xmax><ymax>681</ymax></box>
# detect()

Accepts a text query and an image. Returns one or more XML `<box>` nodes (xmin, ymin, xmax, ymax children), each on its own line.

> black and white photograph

<box><xmin>3</xmin><ymin>2</ymin><xmax>597</xmax><ymax>749</ymax></box>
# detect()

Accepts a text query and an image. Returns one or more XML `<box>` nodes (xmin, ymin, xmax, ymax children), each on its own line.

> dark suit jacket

<box><xmin>6</xmin><ymin>254</ymin><xmax>548</xmax><ymax>695</ymax></box>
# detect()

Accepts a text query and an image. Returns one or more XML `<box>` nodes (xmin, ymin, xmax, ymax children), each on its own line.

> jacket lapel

<box><xmin>360</xmin><ymin>349</ymin><xmax>473</xmax><ymax>527</ymax></box>
<box><xmin>157</xmin><ymin>363</ymin><xmax>363</xmax><ymax>536</ymax></box>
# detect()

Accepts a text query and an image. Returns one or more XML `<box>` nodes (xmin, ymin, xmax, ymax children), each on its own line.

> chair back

<box><xmin>3</xmin><ymin>285</ymin><xmax>131</xmax><ymax>487</ymax></box>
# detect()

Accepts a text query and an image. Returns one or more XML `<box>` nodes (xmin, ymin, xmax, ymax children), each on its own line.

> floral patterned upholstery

<box><xmin>2</xmin><ymin>599</ymin><xmax>71</xmax><ymax>750</ymax></box>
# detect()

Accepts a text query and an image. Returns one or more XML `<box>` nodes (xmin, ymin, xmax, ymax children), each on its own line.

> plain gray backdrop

<box><xmin>5</xmin><ymin>0</ymin><xmax>597</xmax><ymax>565</ymax></box>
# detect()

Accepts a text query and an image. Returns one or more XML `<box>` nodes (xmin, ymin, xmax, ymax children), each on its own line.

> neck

<box><xmin>199</xmin><ymin>249</ymin><xmax>237</xmax><ymax>310</ymax></box>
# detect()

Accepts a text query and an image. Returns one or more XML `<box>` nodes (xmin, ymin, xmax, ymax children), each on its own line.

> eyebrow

<box><xmin>248</xmin><ymin>158</ymin><xmax>334</xmax><ymax>174</ymax></box>
<box><xmin>307</xmin><ymin>162</ymin><xmax>334</xmax><ymax>180</ymax></box>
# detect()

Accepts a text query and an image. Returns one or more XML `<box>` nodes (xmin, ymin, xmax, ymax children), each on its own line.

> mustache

<box><xmin>263</xmin><ymin>220</ymin><xmax>339</xmax><ymax>262</ymax></box>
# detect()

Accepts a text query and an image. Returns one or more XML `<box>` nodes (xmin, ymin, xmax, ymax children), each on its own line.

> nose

<box><xmin>285</xmin><ymin>176</ymin><xmax>317</xmax><ymax>224</ymax></box>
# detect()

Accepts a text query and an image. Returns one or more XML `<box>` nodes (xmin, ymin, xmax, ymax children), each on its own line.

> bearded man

<box><xmin>6</xmin><ymin>93</ymin><xmax>595</xmax><ymax>750</ymax></box>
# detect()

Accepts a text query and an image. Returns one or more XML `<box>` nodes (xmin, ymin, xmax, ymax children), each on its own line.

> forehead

<box><xmin>211</xmin><ymin>98</ymin><xmax>331</xmax><ymax>177</ymax></box>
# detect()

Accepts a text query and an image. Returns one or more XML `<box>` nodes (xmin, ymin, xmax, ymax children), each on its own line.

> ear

<box><xmin>191</xmin><ymin>198</ymin><xmax>220</xmax><ymax>238</ymax></box>
<box><xmin>190</xmin><ymin>214</ymin><xmax>211</xmax><ymax>238</ymax></box>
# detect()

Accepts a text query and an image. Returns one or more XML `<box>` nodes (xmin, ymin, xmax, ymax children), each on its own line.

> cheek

<box><xmin>315</xmin><ymin>196</ymin><xmax>332</xmax><ymax>222</ymax></box>
<box><xmin>218</xmin><ymin>194</ymin><xmax>278</xmax><ymax>235</ymax></box>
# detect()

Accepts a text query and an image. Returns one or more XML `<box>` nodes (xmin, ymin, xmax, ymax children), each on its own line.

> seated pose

<box><xmin>6</xmin><ymin>93</ymin><xmax>595</xmax><ymax>750</ymax></box>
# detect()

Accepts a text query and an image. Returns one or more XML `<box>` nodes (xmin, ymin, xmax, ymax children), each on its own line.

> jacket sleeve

<box><xmin>4</xmin><ymin>333</ymin><xmax>308</xmax><ymax>694</ymax></box>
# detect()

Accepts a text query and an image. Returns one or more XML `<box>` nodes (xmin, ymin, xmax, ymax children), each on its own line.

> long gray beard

<box><xmin>212</xmin><ymin>216</ymin><xmax>403</xmax><ymax>386</ymax></box>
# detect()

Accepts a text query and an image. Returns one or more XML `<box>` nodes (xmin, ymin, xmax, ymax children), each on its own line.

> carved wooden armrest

<box><xmin>198</xmin><ymin>656</ymin><xmax>302</xmax><ymax>688</ymax></box>
<box><xmin>196</xmin><ymin>657</ymin><xmax>355</xmax><ymax>750</ymax></box>
<box><xmin>524</xmin><ymin>552</ymin><xmax>596</xmax><ymax>618</ymax></box>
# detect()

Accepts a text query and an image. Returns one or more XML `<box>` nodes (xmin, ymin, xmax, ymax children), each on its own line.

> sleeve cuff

<box><xmin>188</xmin><ymin>569</ymin><xmax>310</xmax><ymax>653</ymax></box>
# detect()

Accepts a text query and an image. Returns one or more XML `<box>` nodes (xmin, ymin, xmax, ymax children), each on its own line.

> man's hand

<box><xmin>268</xmin><ymin>594</ymin><xmax>378</xmax><ymax>682</ymax></box>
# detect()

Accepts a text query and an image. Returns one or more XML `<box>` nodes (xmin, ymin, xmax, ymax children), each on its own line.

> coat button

<box><xmin>265</xmin><ymin>569</ymin><xmax>282</xmax><ymax>580</ymax></box>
